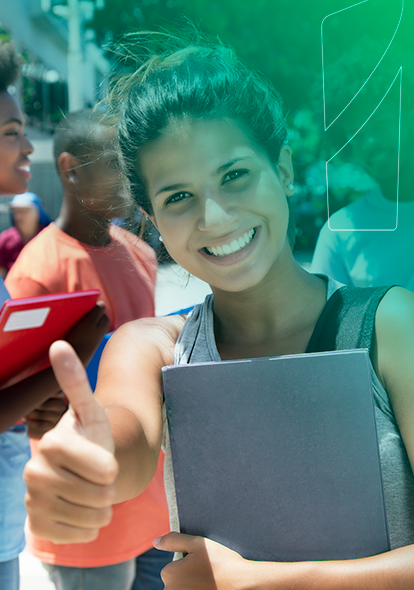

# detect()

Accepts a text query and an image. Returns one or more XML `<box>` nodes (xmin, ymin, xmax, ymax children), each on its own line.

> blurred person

<box><xmin>0</xmin><ymin>192</ymin><xmax>51</xmax><ymax>278</ymax></box>
<box><xmin>0</xmin><ymin>41</ymin><xmax>108</xmax><ymax>590</ymax></box>
<box><xmin>311</xmin><ymin>39</ymin><xmax>414</xmax><ymax>288</ymax></box>
<box><xmin>6</xmin><ymin>109</ymin><xmax>171</xmax><ymax>590</ymax></box>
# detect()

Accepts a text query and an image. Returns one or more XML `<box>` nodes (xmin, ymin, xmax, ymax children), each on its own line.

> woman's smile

<box><xmin>199</xmin><ymin>227</ymin><xmax>260</xmax><ymax>266</ymax></box>
<box><xmin>16</xmin><ymin>160</ymin><xmax>31</xmax><ymax>180</ymax></box>
<box><xmin>204</xmin><ymin>227</ymin><xmax>256</xmax><ymax>257</ymax></box>
<box><xmin>0</xmin><ymin>92</ymin><xmax>34</xmax><ymax>195</ymax></box>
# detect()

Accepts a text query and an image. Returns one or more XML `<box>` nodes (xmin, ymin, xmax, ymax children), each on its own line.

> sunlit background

<box><xmin>0</xmin><ymin>0</ymin><xmax>412</xmax><ymax>250</ymax></box>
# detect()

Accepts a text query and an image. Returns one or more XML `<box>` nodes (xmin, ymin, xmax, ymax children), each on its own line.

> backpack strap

<box><xmin>306</xmin><ymin>285</ymin><xmax>393</xmax><ymax>356</ymax></box>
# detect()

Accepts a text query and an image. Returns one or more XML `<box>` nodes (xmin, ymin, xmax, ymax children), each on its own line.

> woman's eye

<box><xmin>222</xmin><ymin>169</ymin><xmax>249</xmax><ymax>183</ymax></box>
<box><xmin>165</xmin><ymin>191</ymin><xmax>191</xmax><ymax>206</ymax></box>
<box><xmin>4</xmin><ymin>129</ymin><xmax>19</xmax><ymax>136</ymax></box>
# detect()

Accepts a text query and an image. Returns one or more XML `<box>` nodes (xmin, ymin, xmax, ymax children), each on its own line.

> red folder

<box><xmin>0</xmin><ymin>290</ymin><xmax>99</xmax><ymax>388</ymax></box>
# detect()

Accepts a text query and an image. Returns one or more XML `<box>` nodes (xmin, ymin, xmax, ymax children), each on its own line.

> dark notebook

<box><xmin>162</xmin><ymin>349</ymin><xmax>390</xmax><ymax>562</ymax></box>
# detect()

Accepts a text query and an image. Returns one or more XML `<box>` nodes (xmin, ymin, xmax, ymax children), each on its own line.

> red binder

<box><xmin>0</xmin><ymin>290</ymin><xmax>100</xmax><ymax>388</ymax></box>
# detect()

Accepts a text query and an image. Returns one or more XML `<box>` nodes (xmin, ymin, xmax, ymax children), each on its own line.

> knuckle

<box><xmin>96</xmin><ymin>483</ymin><xmax>116</xmax><ymax>508</ymax></box>
<box><xmin>37</xmin><ymin>429</ymin><xmax>61</xmax><ymax>454</ymax></box>
<box><xmin>100</xmin><ymin>459</ymin><xmax>119</xmax><ymax>485</ymax></box>
<box><xmin>160</xmin><ymin>561</ymin><xmax>176</xmax><ymax>583</ymax></box>
<box><xmin>77</xmin><ymin>528</ymin><xmax>100</xmax><ymax>544</ymax></box>
<box><xmin>24</xmin><ymin>491</ymin><xmax>38</xmax><ymax>514</ymax></box>
<box><xmin>97</xmin><ymin>506</ymin><xmax>113</xmax><ymax>528</ymax></box>
<box><xmin>26</xmin><ymin>514</ymin><xmax>48</xmax><ymax>538</ymax></box>
<box><xmin>23</xmin><ymin>458</ymin><xmax>43</xmax><ymax>487</ymax></box>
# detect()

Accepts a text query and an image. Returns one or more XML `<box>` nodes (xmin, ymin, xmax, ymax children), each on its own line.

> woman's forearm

<box><xmin>244</xmin><ymin>544</ymin><xmax>414</xmax><ymax>590</ymax></box>
<box><xmin>106</xmin><ymin>404</ymin><xmax>161</xmax><ymax>503</ymax></box>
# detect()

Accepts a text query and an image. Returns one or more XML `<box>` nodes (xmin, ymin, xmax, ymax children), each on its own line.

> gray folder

<box><xmin>162</xmin><ymin>349</ymin><xmax>390</xmax><ymax>561</ymax></box>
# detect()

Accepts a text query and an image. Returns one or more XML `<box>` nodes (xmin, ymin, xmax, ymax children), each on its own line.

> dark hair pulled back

<box><xmin>108</xmin><ymin>33</ymin><xmax>288</xmax><ymax>216</ymax></box>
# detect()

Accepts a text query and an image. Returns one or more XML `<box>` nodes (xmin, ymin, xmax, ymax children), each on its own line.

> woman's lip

<box><xmin>16</xmin><ymin>166</ymin><xmax>32</xmax><ymax>180</ymax></box>
<box><xmin>199</xmin><ymin>226</ymin><xmax>260</xmax><ymax>266</ymax></box>
<box><xmin>200</xmin><ymin>227</ymin><xmax>256</xmax><ymax>251</ymax></box>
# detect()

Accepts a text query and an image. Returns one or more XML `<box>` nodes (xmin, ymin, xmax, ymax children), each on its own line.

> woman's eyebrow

<box><xmin>154</xmin><ymin>182</ymin><xmax>191</xmax><ymax>198</ymax></box>
<box><xmin>215</xmin><ymin>156</ymin><xmax>253</xmax><ymax>175</ymax></box>
<box><xmin>1</xmin><ymin>117</ymin><xmax>23</xmax><ymax>127</ymax></box>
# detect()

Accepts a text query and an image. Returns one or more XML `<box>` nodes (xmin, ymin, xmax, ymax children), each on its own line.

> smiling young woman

<box><xmin>23</xmin><ymin>33</ymin><xmax>414</xmax><ymax>590</ymax></box>
<box><xmin>0</xmin><ymin>81</ymin><xmax>33</xmax><ymax>196</ymax></box>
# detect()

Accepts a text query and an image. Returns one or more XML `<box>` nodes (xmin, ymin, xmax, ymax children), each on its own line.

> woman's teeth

<box><xmin>205</xmin><ymin>228</ymin><xmax>256</xmax><ymax>257</ymax></box>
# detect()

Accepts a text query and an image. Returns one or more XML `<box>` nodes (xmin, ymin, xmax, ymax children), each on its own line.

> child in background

<box><xmin>6</xmin><ymin>109</ymin><xmax>171</xmax><ymax>590</ymax></box>
<box><xmin>0</xmin><ymin>41</ymin><xmax>108</xmax><ymax>590</ymax></box>
<box><xmin>0</xmin><ymin>192</ymin><xmax>51</xmax><ymax>278</ymax></box>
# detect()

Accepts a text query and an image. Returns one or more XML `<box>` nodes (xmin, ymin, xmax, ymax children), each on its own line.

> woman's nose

<box><xmin>198</xmin><ymin>198</ymin><xmax>237</xmax><ymax>231</ymax></box>
<box><xmin>22</xmin><ymin>135</ymin><xmax>34</xmax><ymax>155</ymax></box>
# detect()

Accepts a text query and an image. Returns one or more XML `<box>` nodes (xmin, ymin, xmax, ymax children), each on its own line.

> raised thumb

<box><xmin>49</xmin><ymin>340</ymin><xmax>114</xmax><ymax>453</ymax></box>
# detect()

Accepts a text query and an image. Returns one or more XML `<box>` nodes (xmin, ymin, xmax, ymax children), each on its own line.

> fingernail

<box><xmin>153</xmin><ymin>537</ymin><xmax>161</xmax><ymax>547</ymax></box>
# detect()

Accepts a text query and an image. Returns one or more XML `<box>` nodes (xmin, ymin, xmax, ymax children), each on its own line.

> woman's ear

<box><xmin>58</xmin><ymin>152</ymin><xmax>80</xmax><ymax>185</ymax></box>
<box><xmin>276</xmin><ymin>145</ymin><xmax>295</xmax><ymax>196</ymax></box>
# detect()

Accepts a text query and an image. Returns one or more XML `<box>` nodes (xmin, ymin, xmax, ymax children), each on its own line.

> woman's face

<box><xmin>140</xmin><ymin>117</ymin><xmax>293</xmax><ymax>292</ymax></box>
<box><xmin>0</xmin><ymin>92</ymin><xmax>33</xmax><ymax>196</ymax></box>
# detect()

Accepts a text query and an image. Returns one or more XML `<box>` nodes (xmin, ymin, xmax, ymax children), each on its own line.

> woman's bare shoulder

<box><xmin>95</xmin><ymin>314</ymin><xmax>189</xmax><ymax>411</ymax></box>
<box><xmin>375</xmin><ymin>287</ymin><xmax>414</xmax><ymax>348</ymax></box>
<box><xmin>104</xmin><ymin>313</ymin><xmax>188</xmax><ymax>367</ymax></box>
<box><xmin>374</xmin><ymin>286</ymin><xmax>414</xmax><ymax>470</ymax></box>
<box><xmin>374</xmin><ymin>287</ymin><xmax>414</xmax><ymax>373</ymax></box>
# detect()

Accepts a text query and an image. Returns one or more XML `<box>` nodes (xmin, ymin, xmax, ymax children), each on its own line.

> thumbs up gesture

<box><xmin>23</xmin><ymin>341</ymin><xmax>119</xmax><ymax>544</ymax></box>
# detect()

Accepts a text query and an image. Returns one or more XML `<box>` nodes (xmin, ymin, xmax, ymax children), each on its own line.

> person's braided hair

<box><xmin>0</xmin><ymin>41</ymin><xmax>22</xmax><ymax>92</ymax></box>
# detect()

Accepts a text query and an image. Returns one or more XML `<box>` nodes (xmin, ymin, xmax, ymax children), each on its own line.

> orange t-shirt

<box><xmin>6</xmin><ymin>223</ymin><xmax>157</xmax><ymax>330</ymax></box>
<box><xmin>6</xmin><ymin>223</ymin><xmax>170</xmax><ymax>567</ymax></box>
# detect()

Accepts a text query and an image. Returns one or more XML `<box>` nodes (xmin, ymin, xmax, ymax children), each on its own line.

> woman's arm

<box><xmin>373</xmin><ymin>287</ymin><xmax>414</xmax><ymax>474</ymax></box>
<box><xmin>95</xmin><ymin>317</ymin><xmax>183</xmax><ymax>501</ymax></box>
<box><xmin>153</xmin><ymin>533</ymin><xmax>414</xmax><ymax>590</ymax></box>
<box><xmin>23</xmin><ymin>315</ymin><xmax>184</xmax><ymax>543</ymax></box>
<box><xmin>0</xmin><ymin>303</ymin><xmax>109</xmax><ymax>432</ymax></box>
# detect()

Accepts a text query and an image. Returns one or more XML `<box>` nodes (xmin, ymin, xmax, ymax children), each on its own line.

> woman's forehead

<box><xmin>0</xmin><ymin>91</ymin><xmax>23</xmax><ymax>126</ymax></box>
<box><xmin>139</xmin><ymin>117</ymin><xmax>261</xmax><ymax>184</ymax></box>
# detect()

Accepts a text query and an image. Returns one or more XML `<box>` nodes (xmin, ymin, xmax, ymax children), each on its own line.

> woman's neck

<box><xmin>211</xmin><ymin>251</ymin><xmax>327</xmax><ymax>360</ymax></box>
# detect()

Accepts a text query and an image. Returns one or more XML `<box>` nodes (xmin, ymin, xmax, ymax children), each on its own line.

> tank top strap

<box><xmin>306</xmin><ymin>285</ymin><xmax>393</xmax><ymax>355</ymax></box>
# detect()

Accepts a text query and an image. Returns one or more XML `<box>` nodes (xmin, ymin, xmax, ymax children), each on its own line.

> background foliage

<box><xmin>90</xmin><ymin>0</ymin><xmax>412</xmax><ymax>251</ymax></box>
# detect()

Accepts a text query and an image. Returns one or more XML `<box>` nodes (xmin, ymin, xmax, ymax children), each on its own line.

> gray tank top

<box><xmin>162</xmin><ymin>277</ymin><xmax>414</xmax><ymax>551</ymax></box>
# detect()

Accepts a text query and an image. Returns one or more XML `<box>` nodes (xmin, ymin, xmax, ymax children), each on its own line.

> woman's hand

<box><xmin>23</xmin><ymin>340</ymin><xmax>118</xmax><ymax>544</ymax></box>
<box><xmin>154</xmin><ymin>534</ymin><xmax>414</xmax><ymax>590</ymax></box>
<box><xmin>23</xmin><ymin>391</ymin><xmax>68</xmax><ymax>439</ymax></box>
<box><xmin>155</xmin><ymin>532</ymin><xmax>251</xmax><ymax>590</ymax></box>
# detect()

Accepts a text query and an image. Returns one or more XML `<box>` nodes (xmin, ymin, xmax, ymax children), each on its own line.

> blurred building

<box><xmin>0</xmin><ymin>0</ymin><xmax>110</xmax><ymax>228</ymax></box>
